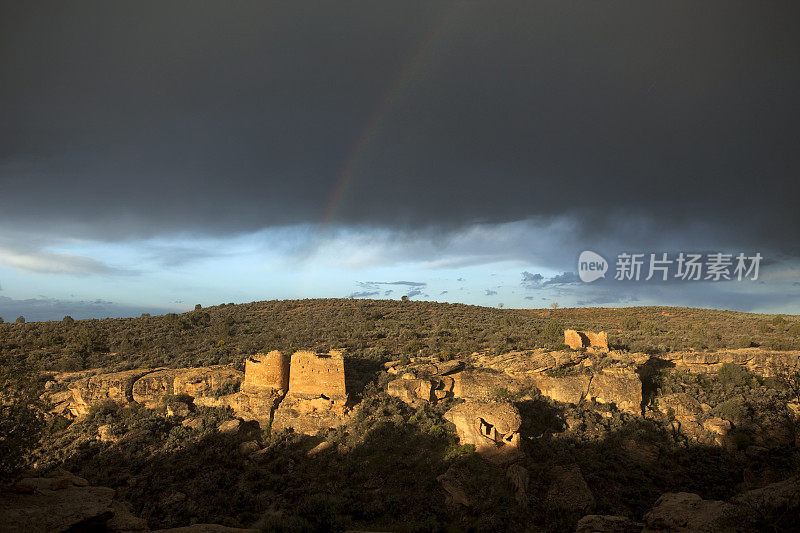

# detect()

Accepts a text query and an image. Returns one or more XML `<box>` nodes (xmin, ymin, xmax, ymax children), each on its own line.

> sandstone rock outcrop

<box><xmin>70</xmin><ymin>369</ymin><xmax>153</xmax><ymax>416</ymax></box>
<box><xmin>151</xmin><ymin>526</ymin><xmax>258</xmax><ymax>533</ymax></box>
<box><xmin>437</xmin><ymin>465</ymin><xmax>472</xmax><ymax>506</ymax></box>
<box><xmin>132</xmin><ymin>366</ymin><xmax>243</xmax><ymax>408</ymax></box>
<box><xmin>643</xmin><ymin>492</ymin><xmax>738</xmax><ymax>532</ymax></box>
<box><xmin>444</xmin><ymin>400</ymin><xmax>522</xmax><ymax>462</ymax></box>
<box><xmin>506</xmin><ymin>463</ymin><xmax>529</xmax><ymax>506</ymax></box>
<box><xmin>659</xmin><ymin>348</ymin><xmax>800</xmax><ymax>377</ymax></box>
<box><xmin>565</xmin><ymin>330</ymin><xmax>609</xmax><ymax>353</ymax></box>
<box><xmin>387</xmin><ymin>373</ymin><xmax>456</xmax><ymax>405</ymax></box>
<box><xmin>0</xmin><ymin>471</ymin><xmax>147</xmax><ymax>533</ymax></box>
<box><xmin>271</xmin><ymin>350</ymin><xmax>348</xmax><ymax>435</ymax></box>
<box><xmin>532</xmin><ymin>374</ymin><xmax>591</xmax><ymax>405</ymax></box>
<box><xmin>575</xmin><ymin>515</ymin><xmax>643</xmax><ymax>532</ymax></box>
<box><xmin>586</xmin><ymin>366</ymin><xmax>642</xmax><ymax>415</ymax></box>
<box><xmin>54</xmin><ymin>349</ymin><xmax>351</xmax><ymax>434</ymax></box>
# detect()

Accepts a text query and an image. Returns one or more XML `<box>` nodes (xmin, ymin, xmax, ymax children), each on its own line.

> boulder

<box><xmin>166</xmin><ymin>401</ymin><xmax>191</xmax><ymax>417</ymax></box>
<box><xmin>117</xmin><ymin>428</ymin><xmax>152</xmax><ymax>446</ymax></box>
<box><xmin>450</xmin><ymin>369</ymin><xmax>521</xmax><ymax>401</ymax></box>
<box><xmin>437</xmin><ymin>465</ymin><xmax>472</xmax><ymax>506</ymax></box>
<box><xmin>194</xmin><ymin>390</ymin><xmax>282</xmax><ymax>425</ymax></box>
<box><xmin>271</xmin><ymin>392</ymin><xmax>348</xmax><ymax>435</ymax></box>
<box><xmin>152</xmin><ymin>525</ymin><xmax>259</xmax><ymax>532</ymax></box>
<box><xmin>98</xmin><ymin>424</ymin><xmax>118</xmax><ymax>443</ymax></box>
<box><xmin>506</xmin><ymin>464</ymin><xmax>529</xmax><ymax>506</ymax></box>
<box><xmin>532</xmin><ymin>374</ymin><xmax>591</xmax><ymax>405</ymax></box>
<box><xmin>307</xmin><ymin>441</ymin><xmax>333</xmax><ymax>457</ymax></box>
<box><xmin>182</xmin><ymin>417</ymin><xmax>204</xmax><ymax>430</ymax></box>
<box><xmin>658</xmin><ymin>392</ymin><xmax>703</xmax><ymax>419</ymax></box>
<box><xmin>0</xmin><ymin>482</ymin><xmax>115</xmax><ymax>532</ymax></box>
<box><xmin>545</xmin><ymin>464</ymin><xmax>595</xmax><ymax>513</ymax></box>
<box><xmin>703</xmin><ymin>417</ymin><xmax>733</xmax><ymax>441</ymax></box>
<box><xmin>576</xmin><ymin>515</ymin><xmax>643</xmax><ymax>532</ymax></box>
<box><xmin>387</xmin><ymin>377</ymin><xmax>434</xmax><ymax>405</ymax></box>
<box><xmin>435</xmin><ymin>360</ymin><xmax>465</xmax><ymax>375</ymax></box>
<box><xmin>444</xmin><ymin>400</ymin><xmax>522</xmax><ymax>463</ymax></box>
<box><xmin>239</xmin><ymin>440</ymin><xmax>260</xmax><ymax>455</ymax></box>
<box><xmin>586</xmin><ymin>367</ymin><xmax>642</xmax><ymax>415</ymax></box>
<box><xmin>643</xmin><ymin>492</ymin><xmax>738</xmax><ymax>532</ymax></box>
<box><xmin>217</xmin><ymin>419</ymin><xmax>242</xmax><ymax>435</ymax></box>
<box><xmin>106</xmin><ymin>499</ymin><xmax>148</xmax><ymax>531</ymax></box>
<box><xmin>730</xmin><ymin>475</ymin><xmax>800</xmax><ymax>524</ymax></box>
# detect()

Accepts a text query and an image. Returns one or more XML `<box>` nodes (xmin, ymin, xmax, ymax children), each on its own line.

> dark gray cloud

<box><xmin>522</xmin><ymin>270</ymin><xmax>581</xmax><ymax>289</ymax></box>
<box><xmin>485</xmin><ymin>289</ymin><xmax>497</xmax><ymax>296</ymax></box>
<box><xmin>355</xmin><ymin>281</ymin><xmax>428</xmax><ymax>298</ymax></box>
<box><xmin>521</xmin><ymin>271</ymin><xmax>544</xmax><ymax>288</ymax></box>
<box><xmin>1</xmin><ymin>1</ymin><xmax>798</xmax><ymax>260</ymax></box>
<box><xmin>350</xmin><ymin>290</ymin><xmax>380</xmax><ymax>298</ymax></box>
<box><xmin>544</xmin><ymin>272</ymin><xmax>581</xmax><ymax>285</ymax></box>
<box><xmin>364</xmin><ymin>281</ymin><xmax>427</xmax><ymax>287</ymax></box>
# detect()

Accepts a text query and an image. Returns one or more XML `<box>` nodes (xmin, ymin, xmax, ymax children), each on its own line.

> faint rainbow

<box><xmin>319</xmin><ymin>9</ymin><xmax>457</xmax><ymax>234</ymax></box>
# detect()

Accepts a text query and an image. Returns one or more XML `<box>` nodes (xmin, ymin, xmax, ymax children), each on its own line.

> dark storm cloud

<box><xmin>544</xmin><ymin>272</ymin><xmax>581</xmax><ymax>286</ymax></box>
<box><xmin>1</xmin><ymin>1</ymin><xmax>799</xmax><ymax>258</ymax></box>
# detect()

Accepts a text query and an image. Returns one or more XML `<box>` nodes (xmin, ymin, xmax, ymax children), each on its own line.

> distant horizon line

<box><xmin>1</xmin><ymin>297</ymin><xmax>796</xmax><ymax>324</ymax></box>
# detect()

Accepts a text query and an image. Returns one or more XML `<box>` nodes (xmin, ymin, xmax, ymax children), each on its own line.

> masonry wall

<box><xmin>243</xmin><ymin>350</ymin><xmax>290</xmax><ymax>393</ymax></box>
<box><xmin>287</xmin><ymin>350</ymin><xmax>347</xmax><ymax>397</ymax></box>
<box><xmin>564</xmin><ymin>330</ymin><xmax>609</xmax><ymax>352</ymax></box>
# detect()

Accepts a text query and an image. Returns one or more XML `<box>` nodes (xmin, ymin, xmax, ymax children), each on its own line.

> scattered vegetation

<box><xmin>3</xmin><ymin>300</ymin><xmax>800</xmax><ymax>531</ymax></box>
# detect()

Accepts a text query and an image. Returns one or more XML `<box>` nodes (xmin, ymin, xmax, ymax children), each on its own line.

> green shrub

<box><xmin>712</xmin><ymin>398</ymin><xmax>749</xmax><ymax>422</ymax></box>
<box><xmin>542</xmin><ymin>320</ymin><xmax>563</xmax><ymax>344</ymax></box>
<box><xmin>621</xmin><ymin>316</ymin><xmax>641</xmax><ymax>330</ymax></box>
<box><xmin>491</xmin><ymin>387</ymin><xmax>511</xmax><ymax>401</ymax></box>
<box><xmin>717</xmin><ymin>363</ymin><xmax>752</xmax><ymax>387</ymax></box>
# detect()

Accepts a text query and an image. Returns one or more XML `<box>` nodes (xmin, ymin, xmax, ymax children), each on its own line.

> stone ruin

<box><xmin>51</xmin><ymin>349</ymin><xmax>349</xmax><ymax>436</ymax></box>
<box><xmin>242</xmin><ymin>350</ymin><xmax>290</xmax><ymax>394</ymax></box>
<box><xmin>564</xmin><ymin>329</ymin><xmax>609</xmax><ymax>353</ymax></box>
<box><xmin>272</xmin><ymin>350</ymin><xmax>348</xmax><ymax>435</ymax></box>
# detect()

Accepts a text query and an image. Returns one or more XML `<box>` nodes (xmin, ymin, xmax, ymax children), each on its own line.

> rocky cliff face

<box><xmin>50</xmin><ymin>350</ymin><xmax>349</xmax><ymax>436</ymax></box>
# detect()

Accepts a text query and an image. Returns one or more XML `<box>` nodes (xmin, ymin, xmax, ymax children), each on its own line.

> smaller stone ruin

<box><xmin>564</xmin><ymin>329</ymin><xmax>609</xmax><ymax>353</ymax></box>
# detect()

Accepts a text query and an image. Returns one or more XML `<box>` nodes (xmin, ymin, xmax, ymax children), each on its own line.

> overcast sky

<box><xmin>1</xmin><ymin>1</ymin><xmax>799</xmax><ymax>321</ymax></box>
